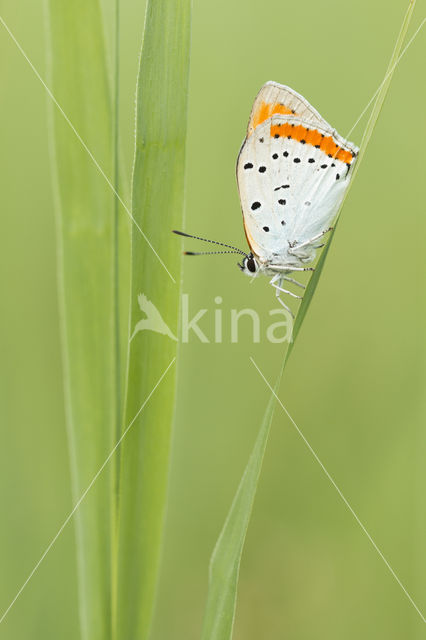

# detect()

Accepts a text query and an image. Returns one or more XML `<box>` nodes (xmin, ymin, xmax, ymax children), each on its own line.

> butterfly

<box><xmin>174</xmin><ymin>81</ymin><xmax>359</xmax><ymax>316</ymax></box>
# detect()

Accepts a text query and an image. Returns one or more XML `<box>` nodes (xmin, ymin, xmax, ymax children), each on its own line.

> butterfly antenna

<box><xmin>184</xmin><ymin>250</ymin><xmax>242</xmax><ymax>256</ymax></box>
<box><xmin>172</xmin><ymin>230</ymin><xmax>247</xmax><ymax>257</ymax></box>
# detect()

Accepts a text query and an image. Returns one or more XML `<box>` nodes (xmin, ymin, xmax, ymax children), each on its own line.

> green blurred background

<box><xmin>0</xmin><ymin>0</ymin><xmax>425</xmax><ymax>638</ymax></box>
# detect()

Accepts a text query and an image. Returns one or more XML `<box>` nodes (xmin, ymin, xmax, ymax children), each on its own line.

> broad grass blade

<box><xmin>116</xmin><ymin>1</ymin><xmax>192</xmax><ymax>638</ymax></box>
<box><xmin>46</xmin><ymin>2</ymin><xmax>117</xmax><ymax>638</ymax></box>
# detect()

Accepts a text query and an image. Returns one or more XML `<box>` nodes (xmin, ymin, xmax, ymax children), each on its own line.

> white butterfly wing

<box><xmin>237</xmin><ymin>113</ymin><xmax>358</xmax><ymax>266</ymax></box>
<box><xmin>247</xmin><ymin>81</ymin><xmax>335</xmax><ymax>135</ymax></box>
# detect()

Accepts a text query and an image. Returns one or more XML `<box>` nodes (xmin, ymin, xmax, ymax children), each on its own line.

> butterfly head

<box><xmin>238</xmin><ymin>253</ymin><xmax>259</xmax><ymax>276</ymax></box>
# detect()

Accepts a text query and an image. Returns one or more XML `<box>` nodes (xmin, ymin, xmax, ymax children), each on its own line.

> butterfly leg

<box><xmin>282</xmin><ymin>275</ymin><xmax>305</xmax><ymax>289</ymax></box>
<box><xmin>271</xmin><ymin>265</ymin><xmax>315</xmax><ymax>272</ymax></box>
<box><xmin>270</xmin><ymin>275</ymin><xmax>302</xmax><ymax>300</ymax></box>
<box><xmin>273</xmin><ymin>284</ymin><xmax>295</xmax><ymax>318</ymax></box>
<box><xmin>290</xmin><ymin>227</ymin><xmax>334</xmax><ymax>252</ymax></box>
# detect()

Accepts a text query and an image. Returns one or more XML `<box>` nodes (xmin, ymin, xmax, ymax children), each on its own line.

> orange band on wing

<box><xmin>270</xmin><ymin>123</ymin><xmax>354</xmax><ymax>164</ymax></box>
<box><xmin>251</xmin><ymin>101</ymin><xmax>294</xmax><ymax>130</ymax></box>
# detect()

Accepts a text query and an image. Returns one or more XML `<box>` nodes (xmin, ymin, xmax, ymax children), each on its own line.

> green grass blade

<box><xmin>201</xmin><ymin>2</ymin><xmax>416</xmax><ymax>637</ymax></box>
<box><xmin>116</xmin><ymin>1</ymin><xmax>192</xmax><ymax>639</ymax></box>
<box><xmin>201</xmin><ymin>389</ymin><xmax>279</xmax><ymax>640</ymax></box>
<box><xmin>46</xmin><ymin>2</ymin><xmax>117</xmax><ymax>639</ymax></box>
<box><xmin>111</xmin><ymin>1</ymin><xmax>126</xmax><ymax>636</ymax></box>
<box><xmin>354</xmin><ymin>0</ymin><xmax>417</xmax><ymax>175</ymax></box>
<box><xmin>287</xmin><ymin>0</ymin><xmax>417</xmax><ymax>360</ymax></box>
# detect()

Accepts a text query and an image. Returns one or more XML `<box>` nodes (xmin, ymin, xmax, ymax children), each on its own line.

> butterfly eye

<box><xmin>246</xmin><ymin>257</ymin><xmax>257</xmax><ymax>273</ymax></box>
